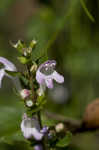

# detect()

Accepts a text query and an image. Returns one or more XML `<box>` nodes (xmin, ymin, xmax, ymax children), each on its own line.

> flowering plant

<box><xmin>0</xmin><ymin>40</ymin><xmax>72</xmax><ymax>150</ymax></box>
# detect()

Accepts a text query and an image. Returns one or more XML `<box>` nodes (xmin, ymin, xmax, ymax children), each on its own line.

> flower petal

<box><xmin>32</xmin><ymin>128</ymin><xmax>43</xmax><ymax>141</ymax></box>
<box><xmin>23</xmin><ymin>128</ymin><xmax>33</xmax><ymax>139</ymax></box>
<box><xmin>0</xmin><ymin>69</ymin><xmax>5</xmax><ymax>88</ymax></box>
<box><xmin>53</xmin><ymin>71</ymin><xmax>64</xmax><ymax>83</ymax></box>
<box><xmin>45</xmin><ymin>78</ymin><xmax>53</xmax><ymax>89</ymax></box>
<box><xmin>0</xmin><ymin>57</ymin><xmax>16</xmax><ymax>71</ymax></box>
<box><xmin>36</xmin><ymin>70</ymin><xmax>45</xmax><ymax>84</ymax></box>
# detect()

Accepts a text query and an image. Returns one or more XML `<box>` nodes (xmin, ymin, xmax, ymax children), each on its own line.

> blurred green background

<box><xmin>0</xmin><ymin>0</ymin><xmax>99</xmax><ymax>149</ymax></box>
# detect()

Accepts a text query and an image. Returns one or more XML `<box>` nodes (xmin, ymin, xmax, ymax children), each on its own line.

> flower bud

<box><xmin>20</xmin><ymin>89</ymin><xmax>30</xmax><ymax>99</ymax></box>
<box><xmin>30</xmin><ymin>64</ymin><xmax>37</xmax><ymax>73</ymax></box>
<box><xmin>55</xmin><ymin>123</ymin><xmax>64</xmax><ymax>133</ymax></box>
<box><xmin>34</xmin><ymin>144</ymin><xmax>43</xmax><ymax>150</ymax></box>
<box><xmin>26</xmin><ymin>100</ymin><xmax>33</xmax><ymax>107</ymax></box>
<box><xmin>30</xmin><ymin>40</ymin><xmax>37</xmax><ymax>49</ymax></box>
<box><xmin>37</xmin><ymin>88</ymin><xmax>43</xmax><ymax>96</ymax></box>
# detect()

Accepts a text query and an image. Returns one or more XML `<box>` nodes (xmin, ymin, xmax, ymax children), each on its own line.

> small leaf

<box><xmin>5</xmin><ymin>70</ymin><xmax>20</xmax><ymax>77</ymax></box>
<box><xmin>42</xmin><ymin>115</ymin><xmax>57</xmax><ymax>127</ymax></box>
<box><xmin>37</xmin><ymin>95</ymin><xmax>45</xmax><ymax>105</ymax></box>
<box><xmin>56</xmin><ymin>132</ymin><xmax>72</xmax><ymax>148</ymax></box>
<box><xmin>18</xmin><ymin>57</ymin><xmax>31</xmax><ymax>64</ymax></box>
<box><xmin>20</xmin><ymin>76</ymin><xmax>29</xmax><ymax>86</ymax></box>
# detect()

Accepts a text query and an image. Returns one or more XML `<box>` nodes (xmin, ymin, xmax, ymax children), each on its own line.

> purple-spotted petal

<box><xmin>36</xmin><ymin>60</ymin><xmax>64</xmax><ymax>91</ymax></box>
<box><xmin>39</xmin><ymin>60</ymin><xmax>56</xmax><ymax>70</ymax></box>
<box><xmin>53</xmin><ymin>71</ymin><xmax>64</xmax><ymax>83</ymax></box>
<box><xmin>45</xmin><ymin>78</ymin><xmax>53</xmax><ymax>89</ymax></box>
<box><xmin>0</xmin><ymin>69</ymin><xmax>5</xmax><ymax>88</ymax></box>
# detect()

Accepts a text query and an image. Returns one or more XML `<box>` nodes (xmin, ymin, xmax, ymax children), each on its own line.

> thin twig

<box><xmin>45</xmin><ymin>111</ymin><xmax>99</xmax><ymax>134</ymax></box>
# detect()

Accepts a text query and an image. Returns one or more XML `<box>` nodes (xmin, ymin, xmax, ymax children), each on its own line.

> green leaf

<box><xmin>18</xmin><ymin>56</ymin><xmax>31</xmax><ymax>64</ymax></box>
<box><xmin>42</xmin><ymin>115</ymin><xmax>57</xmax><ymax>127</ymax></box>
<box><xmin>20</xmin><ymin>76</ymin><xmax>29</xmax><ymax>86</ymax></box>
<box><xmin>80</xmin><ymin>0</ymin><xmax>95</xmax><ymax>22</ymax></box>
<box><xmin>56</xmin><ymin>132</ymin><xmax>72</xmax><ymax>148</ymax></box>
<box><xmin>5</xmin><ymin>70</ymin><xmax>20</xmax><ymax>77</ymax></box>
<box><xmin>0</xmin><ymin>131</ymin><xmax>33</xmax><ymax>150</ymax></box>
<box><xmin>0</xmin><ymin>131</ymin><xmax>25</xmax><ymax>145</ymax></box>
<box><xmin>37</xmin><ymin>94</ymin><xmax>45</xmax><ymax>105</ymax></box>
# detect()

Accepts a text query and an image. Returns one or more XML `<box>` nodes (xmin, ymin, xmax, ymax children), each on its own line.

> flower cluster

<box><xmin>0</xmin><ymin>54</ymin><xmax>64</xmax><ymax>149</ymax></box>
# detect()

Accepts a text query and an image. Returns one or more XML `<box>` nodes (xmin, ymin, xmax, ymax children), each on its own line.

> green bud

<box><xmin>11</xmin><ymin>40</ymin><xmax>25</xmax><ymax>53</ymax></box>
<box><xmin>17</xmin><ymin>56</ymin><xmax>30</xmax><ymax>64</ymax></box>
<box><xmin>29</xmin><ymin>40</ymin><xmax>37</xmax><ymax>49</ymax></box>
<box><xmin>30</xmin><ymin>63</ymin><xmax>37</xmax><ymax>73</ymax></box>
<box><xmin>26</xmin><ymin>100</ymin><xmax>34</xmax><ymax>107</ymax></box>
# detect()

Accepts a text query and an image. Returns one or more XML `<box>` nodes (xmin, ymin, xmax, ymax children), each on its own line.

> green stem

<box><xmin>37</xmin><ymin>111</ymin><xmax>47</xmax><ymax>150</ymax></box>
<box><xmin>37</xmin><ymin>111</ymin><xmax>42</xmax><ymax>128</ymax></box>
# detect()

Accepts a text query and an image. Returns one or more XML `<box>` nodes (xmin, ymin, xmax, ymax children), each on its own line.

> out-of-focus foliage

<box><xmin>0</xmin><ymin>0</ymin><xmax>99</xmax><ymax>150</ymax></box>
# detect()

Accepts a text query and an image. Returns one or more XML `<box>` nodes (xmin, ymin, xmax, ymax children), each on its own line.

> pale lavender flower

<box><xmin>21</xmin><ymin>114</ymin><xmax>43</xmax><ymax>141</ymax></box>
<box><xmin>0</xmin><ymin>57</ymin><xmax>21</xmax><ymax>90</ymax></box>
<box><xmin>36</xmin><ymin>60</ymin><xmax>64</xmax><ymax>94</ymax></box>
<box><xmin>34</xmin><ymin>144</ymin><xmax>43</xmax><ymax>150</ymax></box>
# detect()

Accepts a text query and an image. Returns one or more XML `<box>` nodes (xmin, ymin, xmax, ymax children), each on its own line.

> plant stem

<box><xmin>37</xmin><ymin>111</ymin><xmax>42</xmax><ymax>128</ymax></box>
<box><xmin>37</xmin><ymin>111</ymin><xmax>47</xmax><ymax>150</ymax></box>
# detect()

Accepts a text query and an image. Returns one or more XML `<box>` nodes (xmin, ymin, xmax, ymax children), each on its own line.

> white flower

<box><xmin>0</xmin><ymin>57</ymin><xmax>21</xmax><ymax>90</ymax></box>
<box><xmin>26</xmin><ymin>100</ymin><xmax>33</xmax><ymax>107</ymax></box>
<box><xmin>21</xmin><ymin>114</ymin><xmax>43</xmax><ymax>141</ymax></box>
<box><xmin>36</xmin><ymin>60</ymin><xmax>64</xmax><ymax>95</ymax></box>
